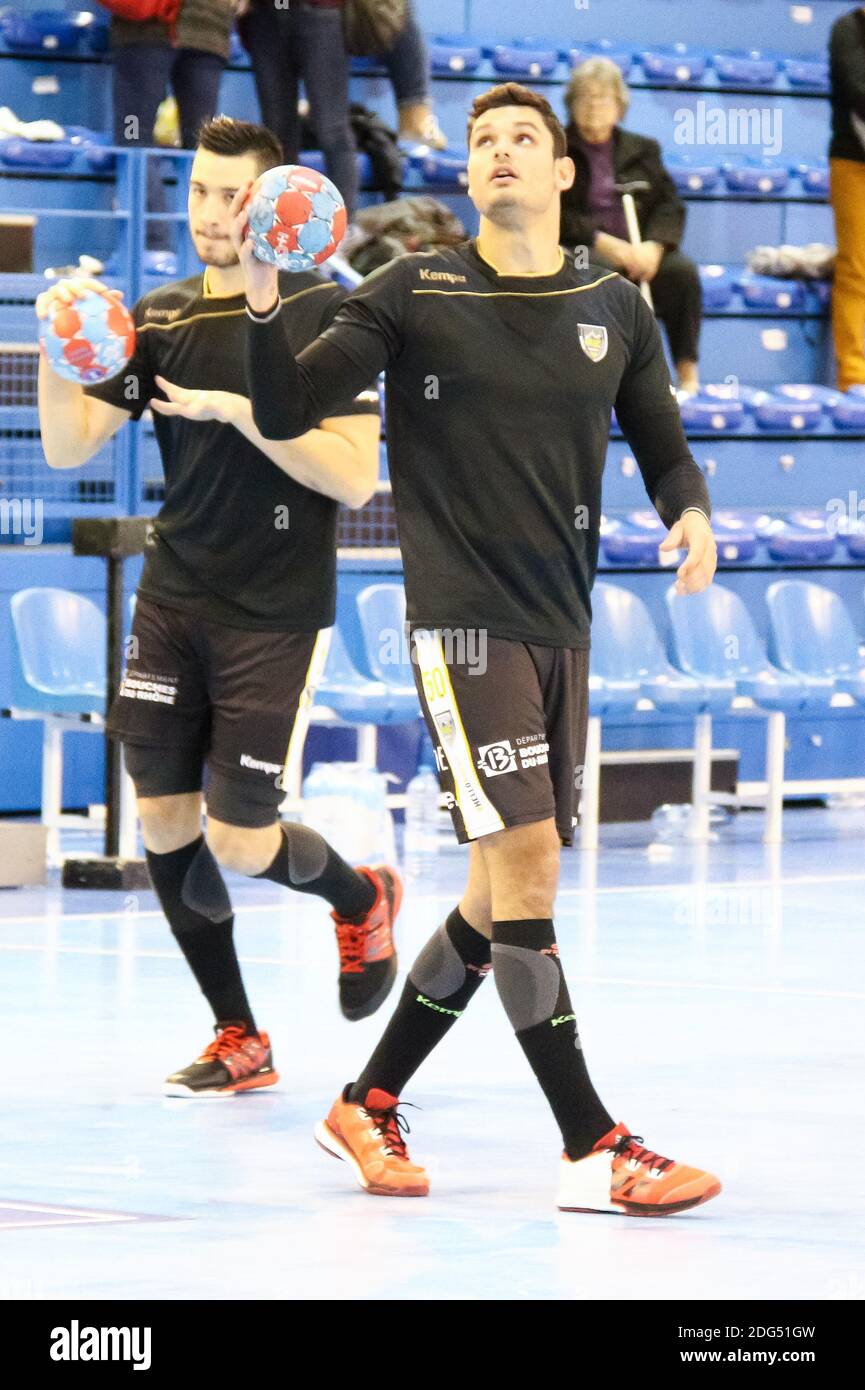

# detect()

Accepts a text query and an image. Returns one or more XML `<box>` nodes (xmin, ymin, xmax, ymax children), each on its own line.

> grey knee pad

<box><xmin>281</xmin><ymin>822</ymin><xmax>329</xmax><ymax>885</ymax></box>
<box><xmin>410</xmin><ymin>923</ymin><xmax>469</xmax><ymax>1000</ymax></box>
<box><xmin>181</xmin><ymin>841</ymin><xmax>233</xmax><ymax>924</ymax></box>
<box><xmin>490</xmin><ymin>943</ymin><xmax>562</xmax><ymax>1031</ymax></box>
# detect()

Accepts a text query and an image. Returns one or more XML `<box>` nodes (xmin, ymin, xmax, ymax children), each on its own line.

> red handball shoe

<box><xmin>331</xmin><ymin>865</ymin><xmax>402</xmax><ymax>1021</ymax></box>
<box><xmin>163</xmin><ymin>1023</ymin><xmax>278</xmax><ymax>1098</ymax></box>
<box><xmin>557</xmin><ymin>1122</ymin><xmax>722</xmax><ymax>1216</ymax></box>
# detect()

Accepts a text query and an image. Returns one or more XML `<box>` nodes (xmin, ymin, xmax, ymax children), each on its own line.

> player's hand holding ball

<box><xmin>231</xmin><ymin>164</ymin><xmax>347</xmax><ymax>313</ymax></box>
<box><xmin>36</xmin><ymin>278</ymin><xmax>135</xmax><ymax>384</ymax></box>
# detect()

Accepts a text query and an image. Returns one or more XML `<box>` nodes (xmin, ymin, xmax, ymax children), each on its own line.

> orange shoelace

<box><xmin>200</xmin><ymin>1025</ymin><xmax>250</xmax><ymax>1061</ymax></box>
<box><xmin>335</xmin><ymin>921</ymin><xmax>367</xmax><ymax>974</ymax></box>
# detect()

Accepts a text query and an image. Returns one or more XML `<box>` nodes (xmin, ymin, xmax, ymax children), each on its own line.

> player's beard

<box><xmin>193</xmin><ymin>234</ymin><xmax>240</xmax><ymax>268</ymax></box>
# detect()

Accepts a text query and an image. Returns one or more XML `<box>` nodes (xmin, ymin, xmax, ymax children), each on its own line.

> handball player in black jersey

<box><xmin>190</xmin><ymin>88</ymin><xmax>721</xmax><ymax>1213</ymax></box>
<box><xmin>37</xmin><ymin>118</ymin><xmax>403</xmax><ymax>1099</ymax></box>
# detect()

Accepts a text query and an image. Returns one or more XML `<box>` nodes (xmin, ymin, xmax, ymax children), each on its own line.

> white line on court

<box><xmin>0</xmin><ymin>941</ymin><xmax>861</xmax><ymax>1000</ymax></box>
<box><xmin>2</xmin><ymin>869</ymin><xmax>865</xmax><ymax>932</ymax></box>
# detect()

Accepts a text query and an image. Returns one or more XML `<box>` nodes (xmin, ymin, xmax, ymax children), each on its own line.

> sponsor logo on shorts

<box><xmin>578</xmin><ymin>322</ymin><xmax>608</xmax><ymax>363</ymax></box>
<box><xmin>118</xmin><ymin>671</ymin><xmax>178</xmax><ymax>705</ymax></box>
<box><xmin>239</xmin><ymin>753</ymin><xmax>284</xmax><ymax>777</ymax></box>
<box><xmin>476</xmin><ymin>740</ymin><xmax>518</xmax><ymax>777</ymax></box>
<box><xmin>515</xmin><ymin>734</ymin><xmax>549</xmax><ymax>769</ymax></box>
<box><xmin>434</xmin><ymin>744</ymin><xmax>450</xmax><ymax>774</ymax></box>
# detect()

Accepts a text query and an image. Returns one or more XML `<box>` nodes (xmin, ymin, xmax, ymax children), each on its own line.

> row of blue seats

<box><xmin>406</xmin><ymin>147</ymin><xmax>832</xmax><ymax>200</ymax></box>
<box><xmin>592</xmin><ymin>577</ymin><xmax>865</xmax><ymax>723</ymax></box>
<box><xmin>612</xmin><ymin>387</ymin><xmax>865</xmax><ymax>436</ymax></box>
<box><xmin>601</xmin><ymin>509</ymin><xmax>865</xmax><ymax>566</ymax></box>
<box><xmin>0</xmin><ymin>15</ymin><xmax>833</xmax><ymax>93</ymax></box>
<box><xmin>698</xmin><ymin>268</ymin><xmax>829</xmax><ymax>315</ymax></box>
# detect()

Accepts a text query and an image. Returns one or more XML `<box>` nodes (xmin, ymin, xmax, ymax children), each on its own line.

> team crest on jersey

<box><xmin>435</xmin><ymin>710</ymin><xmax>456</xmax><ymax>745</ymax></box>
<box><xmin>578</xmin><ymin>323</ymin><xmax>608</xmax><ymax>363</ymax></box>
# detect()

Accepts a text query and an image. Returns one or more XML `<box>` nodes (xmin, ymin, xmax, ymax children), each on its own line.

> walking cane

<box><xmin>614</xmin><ymin>179</ymin><xmax>654</xmax><ymax>311</ymax></box>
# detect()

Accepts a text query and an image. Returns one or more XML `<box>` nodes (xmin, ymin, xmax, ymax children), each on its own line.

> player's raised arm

<box><xmin>230</xmin><ymin>181</ymin><xmax>403</xmax><ymax>441</ymax></box>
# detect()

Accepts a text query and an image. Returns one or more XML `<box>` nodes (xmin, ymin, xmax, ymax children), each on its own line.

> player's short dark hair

<box><xmin>467</xmin><ymin>83</ymin><xmax>567</xmax><ymax>159</ymax></box>
<box><xmin>196</xmin><ymin>115</ymin><xmax>283</xmax><ymax>173</ymax></box>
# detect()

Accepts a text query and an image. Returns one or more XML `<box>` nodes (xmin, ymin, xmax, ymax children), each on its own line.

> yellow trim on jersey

<box><xmin>412</xmin><ymin>629</ymin><xmax>505</xmax><ymax>840</ymax></box>
<box><xmin>474</xmin><ymin>241</ymin><xmax>565</xmax><ymax>278</ymax></box>
<box><xmin>136</xmin><ymin>280</ymin><xmax>336</xmax><ymax>335</ymax></box>
<box><xmin>411</xmin><ymin>272</ymin><xmax>618</xmax><ymax>301</ymax></box>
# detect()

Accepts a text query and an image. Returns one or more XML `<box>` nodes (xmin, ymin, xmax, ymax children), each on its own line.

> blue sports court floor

<box><xmin>2</xmin><ymin>809</ymin><xmax>863</xmax><ymax>1302</ymax></box>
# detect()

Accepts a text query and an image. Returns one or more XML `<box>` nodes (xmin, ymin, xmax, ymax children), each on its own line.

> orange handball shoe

<box><xmin>557</xmin><ymin>1122</ymin><xmax>721</xmax><ymax>1217</ymax></box>
<box><xmin>314</xmin><ymin>1086</ymin><xmax>429</xmax><ymax>1197</ymax></box>
<box><xmin>331</xmin><ymin>865</ymin><xmax>402</xmax><ymax>1021</ymax></box>
<box><xmin>163</xmin><ymin>1023</ymin><xmax>279</xmax><ymax>1098</ymax></box>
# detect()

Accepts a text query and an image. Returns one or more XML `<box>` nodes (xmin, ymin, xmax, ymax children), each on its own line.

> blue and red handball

<box><xmin>245</xmin><ymin>164</ymin><xmax>348</xmax><ymax>272</ymax></box>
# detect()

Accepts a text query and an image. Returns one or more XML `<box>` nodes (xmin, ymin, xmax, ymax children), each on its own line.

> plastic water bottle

<box><xmin>650</xmin><ymin>802</ymin><xmax>734</xmax><ymax>842</ymax></box>
<box><xmin>404</xmin><ymin>753</ymin><xmax>441</xmax><ymax>880</ymax></box>
<box><xmin>301</xmin><ymin>762</ymin><xmax>395</xmax><ymax>863</ymax></box>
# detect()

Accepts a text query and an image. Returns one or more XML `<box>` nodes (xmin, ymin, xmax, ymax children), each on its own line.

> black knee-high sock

<box><xmin>491</xmin><ymin>919</ymin><xmax>614</xmax><ymax>1160</ymax></box>
<box><xmin>256</xmin><ymin>822</ymin><xmax>376</xmax><ymax>919</ymax></box>
<box><xmin>146</xmin><ymin>836</ymin><xmax>256</xmax><ymax>1033</ymax></box>
<box><xmin>348</xmin><ymin>907</ymin><xmax>491</xmax><ymax>1101</ymax></box>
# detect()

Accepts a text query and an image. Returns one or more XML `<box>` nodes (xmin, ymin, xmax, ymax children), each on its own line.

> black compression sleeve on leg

<box><xmin>146</xmin><ymin>837</ymin><xmax>256</xmax><ymax>1032</ymax></box>
<box><xmin>348</xmin><ymin>908</ymin><xmax>491</xmax><ymax>1102</ymax></box>
<box><xmin>255</xmin><ymin>822</ymin><xmax>375</xmax><ymax>919</ymax></box>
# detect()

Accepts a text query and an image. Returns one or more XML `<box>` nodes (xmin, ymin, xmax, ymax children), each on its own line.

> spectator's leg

<box><xmin>112</xmin><ymin>44</ymin><xmax>174</xmax><ymax>252</ymax></box>
<box><xmin>240</xmin><ymin>5</ymin><xmax>299</xmax><ymax>160</ymax></box>
<box><xmin>650</xmin><ymin>250</ymin><xmax>701</xmax><ymax>392</ymax></box>
<box><xmin>298</xmin><ymin>4</ymin><xmax>359</xmax><ymax>219</ymax></box>
<box><xmin>383</xmin><ymin>0</ymin><xmax>447</xmax><ymax>148</ymax></box>
<box><xmin>172</xmin><ymin>49</ymin><xmax>227</xmax><ymax>149</ymax></box>
<box><xmin>830</xmin><ymin>158</ymin><xmax>865</xmax><ymax>391</ymax></box>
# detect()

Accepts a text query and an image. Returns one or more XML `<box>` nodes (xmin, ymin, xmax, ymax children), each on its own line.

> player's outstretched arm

<box><xmin>614</xmin><ymin>290</ymin><xmax>716</xmax><ymax>592</ymax></box>
<box><xmin>229</xmin><ymin>181</ymin><xmax>400</xmax><ymax>442</ymax></box>
<box><xmin>36</xmin><ymin>278</ymin><xmax>131</xmax><ymax>469</ymax></box>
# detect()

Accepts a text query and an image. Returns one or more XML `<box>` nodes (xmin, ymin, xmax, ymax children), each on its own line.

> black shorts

<box><xmin>409</xmin><ymin>627</ymin><xmax>590</xmax><ymax>846</ymax></box>
<box><xmin>109</xmin><ymin>597</ymin><xmax>326</xmax><ymax>826</ymax></box>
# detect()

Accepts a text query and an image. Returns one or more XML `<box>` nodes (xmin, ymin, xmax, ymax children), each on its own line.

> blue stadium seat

<box><xmin>0</xmin><ymin>138</ymin><xmax>75</xmax><ymax>170</ymax></box>
<box><xmin>1</xmin><ymin>8</ymin><xmax>79</xmax><ymax>52</ymax></box>
<box><xmin>792</xmin><ymin>156</ymin><xmax>830</xmax><ymax>195</ymax></box>
<box><xmin>783</xmin><ymin>55</ymin><xmax>829</xmax><ymax>90</ymax></box>
<box><xmin>752</xmin><ymin>394</ymin><xmax>822</xmax><ymax>431</ymax></box>
<box><xmin>315</xmin><ymin>623</ymin><xmax>394</xmax><ymax>727</ymax></box>
<box><xmin>664</xmin><ymin>155</ymin><xmax>721</xmax><ymax>193</ymax></box>
<box><xmin>711</xmin><ymin>511</ymin><xmax>759</xmax><ymax>562</ymax></box>
<box><xmin>767</xmin><ymin>580</ymin><xmax>865</xmax><ymax>702</ymax></box>
<box><xmin>723</xmin><ymin>157</ymin><xmax>789</xmax><ymax>194</ymax></box>
<box><xmin>712</xmin><ymin>49</ymin><xmax>779</xmax><ymax>86</ymax></box>
<box><xmin>592</xmin><ymin>582</ymin><xmax>709</xmax><ymax>715</ymax></box>
<box><xmin>639</xmin><ymin>44</ymin><xmax>708</xmax><ymax>83</ymax></box>
<box><xmin>600</xmin><ymin>511</ymin><xmax>669</xmax><ymax>564</ymax></box>
<box><xmin>832</xmin><ymin>392</ymin><xmax>865</xmax><ymax>430</ymax></box>
<box><xmin>409</xmin><ymin>150</ymin><xmax>467</xmax><ymax>186</ymax></box>
<box><xmin>491</xmin><ymin>40</ymin><xmax>559</xmax><ymax>78</ymax></box>
<box><xmin>842</xmin><ymin>523</ymin><xmax>865</xmax><ymax>561</ymax></box>
<box><xmin>765</xmin><ymin>510</ymin><xmax>837</xmax><ymax>563</ymax></box>
<box><xmin>698</xmin><ymin>264</ymin><xmax>735</xmax><ymax>307</ymax></box>
<box><xmin>356</xmin><ymin>584</ymin><xmax>422</xmax><ymax>723</ymax></box>
<box><xmin>429</xmin><ymin>36</ymin><xmax>482</xmax><ymax>74</ymax></box>
<box><xmin>737</xmin><ymin>273</ymin><xmax>804</xmax><ymax>311</ymax></box>
<box><xmin>678</xmin><ymin>394</ymin><xmax>745</xmax><ymax>431</ymax></box>
<box><xmin>564</xmin><ymin>40</ymin><xmax>633</xmax><ymax>76</ymax></box>
<box><xmin>774</xmin><ymin>383</ymin><xmax>840</xmax><ymax>412</ymax></box>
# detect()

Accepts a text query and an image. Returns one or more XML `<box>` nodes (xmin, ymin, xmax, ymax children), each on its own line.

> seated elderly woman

<box><xmin>560</xmin><ymin>57</ymin><xmax>701</xmax><ymax>393</ymax></box>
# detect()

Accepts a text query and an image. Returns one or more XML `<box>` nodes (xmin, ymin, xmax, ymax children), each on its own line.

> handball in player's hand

<box><xmin>38</xmin><ymin>283</ymin><xmax>135</xmax><ymax>384</ymax></box>
<box><xmin>244</xmin><ymin>164</ymin><xmax>347</xmax><ymax>272</ymax></box>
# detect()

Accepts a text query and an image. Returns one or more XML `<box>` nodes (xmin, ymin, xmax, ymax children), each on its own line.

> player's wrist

<box><xmin>245</xmin><ymin>292</ymin><xmax>280</xmax><ymax>321</ymax></box>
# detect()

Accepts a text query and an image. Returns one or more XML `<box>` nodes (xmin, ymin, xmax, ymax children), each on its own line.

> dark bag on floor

<box><xmin>343</xmin><ymin>0</ymin><xmax>408</xmax><ymax>56</ymax></box>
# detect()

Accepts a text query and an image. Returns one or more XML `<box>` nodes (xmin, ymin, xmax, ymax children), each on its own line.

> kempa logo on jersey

<box><xmin>239</xmin><ymin>753</ymin><xmax>284</xmax><ymax>776</ymax></box>
<box><xmin>145</xmin><ymin>305</ymin><xmax>184</xmax><ymax>321</ymax></box>
<box><xmin>578</xmin><ymin>323</ymin><xmax>608</xmax><ymax>363</ymax></box>
<box><xmin>50</xmin><ymin>1321</ymin><xmax>151</xmax><ymax>1370</ymax></box>
<box><xmin>419</xmin><ymin>269</ymin><xmax>468</xmax><ymax>283</ymax></box>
